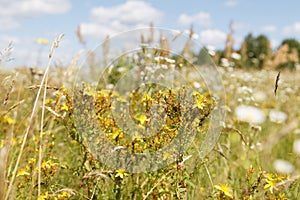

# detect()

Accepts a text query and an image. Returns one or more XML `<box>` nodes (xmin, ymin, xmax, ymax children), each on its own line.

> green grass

<box><xmin>1</xmin><ymin>42</ymin><xmax>300</xmax><ymax>200</ymax></box>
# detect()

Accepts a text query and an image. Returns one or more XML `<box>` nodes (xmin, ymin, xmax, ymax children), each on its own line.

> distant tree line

<box><xmin>214</xmin><ymin>32</ymin><xmax>300</xmax><ymax>70</ymax></box>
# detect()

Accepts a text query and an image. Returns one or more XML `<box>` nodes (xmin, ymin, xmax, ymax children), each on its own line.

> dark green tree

<box><xmin>243</xmin><ymin>33</ymin><xmax>270</xmax><ymax>69</ymax></box>
<box><xmin>281</xmin><ymin>38</ymin><xmax>300</xmax><ymax>60</ymax></box>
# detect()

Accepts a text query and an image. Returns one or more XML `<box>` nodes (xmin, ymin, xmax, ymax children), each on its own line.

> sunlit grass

<box><xmin>1</xmin><ymin>32</ymin><xmax>300</xmax><ymax>199</ymax></box>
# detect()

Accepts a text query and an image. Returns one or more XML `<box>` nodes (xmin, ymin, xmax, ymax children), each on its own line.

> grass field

<box><xmin>1</xmin><ymin>36</ymin><xmax>300</xmax><ymax>200</ymax></box>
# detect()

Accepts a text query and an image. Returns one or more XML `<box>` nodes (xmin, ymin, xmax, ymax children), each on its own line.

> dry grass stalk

<box><xmin>0</xmin><ymin>100</ymin><xmax>24</xmax><ymax>118</ymax></box>
<box><xmin>37</xmin><ymin>70</ymin><xmax>48</xmax><ymax>198</ymax></box>
<box><xmin>3</xmin><ymin>79</ymin><xmax>15</xmax><ymax>106</ymax></box>
<box><xmin>76</xmin><ymin>25</ymin><xmax>86</xmax><ymax>45</ymax></box>
<box><xmin>4</xmin><ymin>33</ymin><xmax>64</xmax><ymax>200</ymax></box>
<box><xmin>49</xmin><ymin>34</ymin><xmax>64</xmax><ymax>58</ymax></box>
<box><xmin>0</xmin><ymin>125</ymin><xmax>14</xmax><ymax>200</ymax></box>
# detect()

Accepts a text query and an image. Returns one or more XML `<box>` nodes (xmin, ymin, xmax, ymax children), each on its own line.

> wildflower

<box><xmin>293</xmin><ymin>139</ymin><xmax>300</xmax><ymax>155</ymax></box>
<box><xmin>193</xmin><ymin>91</ymin><xmax>207</xmax><ymax>110</ymax></box>
<box><xmin>235</xmin><ymin>105</ymin><xmax>266</xmax><ymax>124</ymax></box>
<box><xmin>264</xmin><ymin>173</ymin><xmax>277</xmax><ymax>193</ymax></box>
<box><xmin>112</xmin><ymin>129</ymin><xmax>123</xmax><ymax>140</ymax></box>
<box><xmin>39</xmin><ymin>192</ymin><xmax>50</xmax><ymax>200</ymax></box>
<box><xmin>55</xmin><ymin>191</ymin><xmax>72</xmax><ymax>200</ymax></box>
<box><xmin>237</xmin><ymin>86</ymin><xmax>253</xmax><ymax>94</ymax></box>
<box><xmin>60</xmin><ymin>104</ymin><xmax>69</xmax><ymax>111</ymax></box>
<box><xmin>164</xmin><ymin>57</ymin><xmax>175</xmax><ymax>64</ymax></box>
<box><xmin>193</xmin><ymin>81</ymin><xmax>201</xmax><ymax>89</ymax></box>
<box><xmin>141</xmin><ymin>93</ymin><xmax>154</xmax><ymax>103</ymax></box>
<box><xmin>263</xmin><ymin>173</ymin><xmax>286</xmax><ymax>194</ymax></box>
<box><xmin>3</xmin><ymin>115</ymin><xmax>15</xmax><ymax>125</ymax></box>
<box><xmin>294</xmin><ymin>129</ymin><xmax>300</xmax><ymax>134</ymax></box>
<box><xmin>273</xmin><ymin>159</ymin><xmax>294</xmax><ymax>174</ymax></box>
<box><xmin>221</xmin><ymin>58</ymin><xmax>230</xmax><ymax>67</ymax></box>
<box><xmin>17</xmin><ymin>168</ymin><xmax>30</xmax><ymax>177</ymax></box>
<box><xmin>253</xmin><ymin>91</ymin><xmax>267</xmax><ymax>102</ymax></box>
<box><xmin>41</xmin><ymin>160</ymin><xmax>58</xmax><ymax>176</ymax></box>
<box><xmin>214</xmin><ymin>184</ymin><xmax>233</xmax><ymax>199</ymax></box>
<box><xmin>136</xmin><ymin>114</ymin><xmax>148</xmax><ymax>126</ymax></box>
<box><xmin>206</xmin><ymin>45</ymin><xmax>216</xmax><ymax>56</ymax></box>
<box><xmin>231</xmin><ymin>52</ymin><xmax>241</xmax><ymax>60</ymax></box>
<box><xmin>163</xmin><ymin>152</ymin><xmax>172</xmax><ymax>161</ymax></box>
<box><xmin>115</xmin><ymin>169</ymin><xmax>128</xmax><ymax>179</ymax></box>
<box><xmin>28</xmin><ymin>158</ymin><xmax>37</xmax><ymax>165</ymax></box>
<box><xmin>269</xmin><ymin>110</ymin><xmax>287</xmax><ymax>124</ymax></box>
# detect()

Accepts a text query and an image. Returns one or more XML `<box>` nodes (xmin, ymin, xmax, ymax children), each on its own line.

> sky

<box><xmin>1</xmin><ymin>0</ymin><xmax>300</xmax><ymax>67</ymax></box>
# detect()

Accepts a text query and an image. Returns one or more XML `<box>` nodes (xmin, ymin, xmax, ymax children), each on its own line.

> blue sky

<box><xmin>1</xmin><ymin>0</ymin><xmax>300</xmax><ymax>67</ymax></box>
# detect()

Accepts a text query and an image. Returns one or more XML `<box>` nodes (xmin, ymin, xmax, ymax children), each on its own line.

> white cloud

<box><xmin>224</xmin><ymin>0</ymin><xmax>239</xmax><ymax>7</ymax></box>
<box><xmin>80</xmin><ymin>1</ymin><xmax>163</xmax><ymax>38</ymax></box>
<box><xmin>0</xmin><ymin>0</ymin><xmax>71</xmax><ymax>30</ymax></box>
<box><xmin>178</xmin><ymin>12</ymin><xmax>212</xmax><ymax>27</ymax></box>
<box><xmin>199</xmin><ymin>29</ymin><xmax>227</xmax><ymax>48</ymax></box>
<box><xmin>262</xmin><ymin>25</ymin><xmax>277</xmax><ymax>32</ymax></box>
<box><xmin>0</xmin><ymin>18</ymin><xmax>20</xmax><ymax>30</ymax></box>
<box><xmin>0</xmin><ymin>0</ymin><xmax>71</xmax><ymax>17</ymax></box>
<box><xmin>283</xmin><ymin>22</ymin><xmax>300</xmax><ymax>36</ymax></box>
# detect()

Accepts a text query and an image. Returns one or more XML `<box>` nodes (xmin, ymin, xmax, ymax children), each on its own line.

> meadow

<box><xmin>1</xmin><ymin>32</ymin><xmax>300</xmax><ymax>200</ymax></box>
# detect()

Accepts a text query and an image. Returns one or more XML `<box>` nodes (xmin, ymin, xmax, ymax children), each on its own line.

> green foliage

<box><xmin>277</xmin><ymin>61</ymin><xmax>297</xmax><ymax>70</ymax></box>
<box><xmin>2</xmin><ymin>65</ymin><xmax>300</xmax><ymax>199</ymax></box>
<box><xmin>244</xmin><ymin>33</ymin><xmax>270</xmax><ymax>69</ymax></box>
<box><xmin>3</xmin><ymin>31</ymin><xmax>300</xmax><ymax>199</ymax></box>
<box><xmin>281</xmin><ymin>38</ymin><xmax>300</xmax><ymax>60</ymax></box>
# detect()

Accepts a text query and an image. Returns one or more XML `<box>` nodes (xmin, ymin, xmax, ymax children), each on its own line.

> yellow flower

<box><xmin>214</xmin><ymin>184</ymin><xmax>233</xmax><ymax>199</ymax></box>
<box><xmin>112</xmin><ymin>129</ymin><xmax>123</xmax><ymax>140</ymax></box>
<box><xmin>154</xmin><ymin>136</ymin><xmax>160</xmax><ymax>144</ymax></box>
<box><xmin>163</xmin><ymin>152</ymin><xmax>172</xmax><ymax>161</ymax></box>
<box><xmin>3</xmin><ymin>115</ymin><xmax>15</xmax><ymax>125</ymax></box>
<box><xmin>142</xmin><ymin>94</ymin><xmax>154</xmax><ymax>103</ymax></box>
<box><xmin>17</xmin><ymin>169</ymin><xmax>30</xmax><ymax>177</ymax></box>
<box><xmin>195</xmin><ymin>96</ymin><xmax>207</xmax><ymax>110</ymax></box>
<box><xmin>115</xmin><ymin>169</ymin><xmax>128</xmax><ymax>179</ymax></box>
<box><xmin>28</xmin><ymin>158</ymin><xmax>36</xmax><ymax>165</ymax></box>
<box><xmin>39</xmin><ymin>192</ymin><xmax>50</xmax><ymax>200</ymax></box>
<box><xmin>55</xmin><ymin>191</ymin><xmax>71</xmax><ymax>200</ymax></box>
<box><xmin>263</xmin><ymin>173</ymin><xmax>278</xmax><ymax>194</ymax></box>
<box><xmin>41</xmin><ymin>160</ymin><xmax>58</xmax><ymax>172</ymax></box>
<box><xmin>61</xmin><ymin>104</ymin><xmax>69</xmax><ymax>111</ymax></box>
<box><xmin>136</xmin><ymin>114</ymin><xmax>148</xmax><ymax>126</ymax></box>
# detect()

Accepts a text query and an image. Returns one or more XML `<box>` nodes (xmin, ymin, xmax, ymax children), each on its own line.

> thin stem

<box><xmin>38</xmin><ymin>70</ymin><xmax>48</xmax><ymax>199</ymax></box>
<box><xmin>5</xmin><ymin>33</ymin><xmax>63</xmax><ymax>200</ymax></box>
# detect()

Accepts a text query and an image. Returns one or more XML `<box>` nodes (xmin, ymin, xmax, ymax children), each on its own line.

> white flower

<box><xmin>164</xmin><ymin>57</ymin><xmax>175</xmax><ymax>64</ymax></box>
<box><xmin>293</xmin><ymin>139</ymin><xmax>300</xmax><ymax>155</ymax></box>
<box><xmin>193</xmin><ymin>81</ymin><xmax>201</xmax><ymax>89</ymax></box>
<box><xmin>117</xmin><ymin>67</ymin><xmax>127</xmax><ymax>73</ymax></box>
<box><xmin>221</xmin><ymin>58</ymin><xmax>230</xmax><ymax>67</ymax></box>
<box><xmin>235</xmin><ymin>105</ymin><xmax>266</xmax><ymax>124</ymax></box>
<box><xmin>269</xmin><ymin>110</ymin><xmax>287</xmax><ymax>124</ymax></box>
<box><xmin>273</xmin><ymin>159</ymin><xmax>294</xmax><ymax>174</ymax></box>
<box><xmin>206</xmin><ymin>45</ymin><xmax>216</xmax><ymax>56</ymax></box>
<box><xmin>294</xmin><ymin>129</ymin><xmax>300</xmax><ymax>134</ymax></box>
<box><xmin>253</xmin><ymin>91</ymin><xmax>267</xmax><ymax>102</ymax></box>
<box><xmin>106</xmin><ymin>84</ymin><xmax>114</xmax><ymax>90</ymax></box>
<box><xmin>231</xmin><ymin>52</ymin><xmax>241</xmax><ymax>60</ymax></box>
<box><xmin>237</xmin><ymin>86</ymin><xmax>253</xmax><ymax>94</ymax></box>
